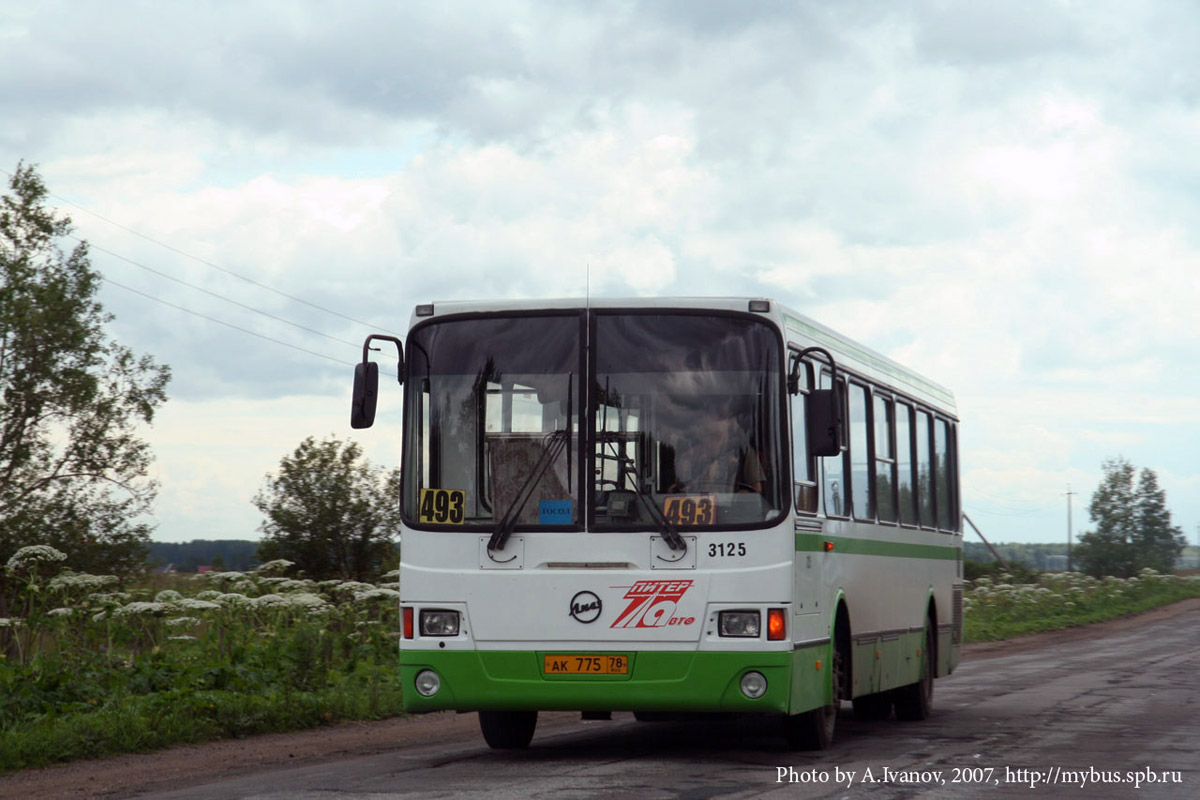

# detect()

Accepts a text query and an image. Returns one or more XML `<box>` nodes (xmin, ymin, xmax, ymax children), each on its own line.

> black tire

<box><xmin>893</xmin><ymin>623</ymin><xmax>934</xmax><ymax>721</ymax></box>
<box><xmin>478</xmin><ymin>710</ymin><xmax>538</xmax><ymax>749</ymax></box>
<box><xmin>852</xmin><ymin>691</ymin><xmax>893</xmax><ymax>721</ymax></box>
<box><xmin>784</xmin><ymin>647</ymin><xmax>842</xmax><ymax>750</ymax></box>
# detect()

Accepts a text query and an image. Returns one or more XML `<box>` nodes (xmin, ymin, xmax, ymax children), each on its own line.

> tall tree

<box><xmin>1132</xmin><ymin>468</ymin><xmax>1186</xmax><ymax>574</ymax></box>
<box><xmin>1075</xmin><ymin>457</ymin><xmax>1184</xmax><ymax>577</ymax></box>
<box><xmin>0</xmin><ymin>162</ymin><xmax>171</xmax><ymax>611</ymax></box>
<box><xmin>253</xmin><ymin>436</ymin><xmax>400</xmax><ymax>581</ymax></box>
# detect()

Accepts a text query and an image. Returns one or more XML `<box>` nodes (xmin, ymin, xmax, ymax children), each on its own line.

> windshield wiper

<box><xmin>487</xmin><ymin>429</ymin><xmax>570</xmax><ymax>554</ymax></box>
<box><xmin>609</xmin><ymin>449</ymin><xmax>686</xmax><ymax>553</ymax></box>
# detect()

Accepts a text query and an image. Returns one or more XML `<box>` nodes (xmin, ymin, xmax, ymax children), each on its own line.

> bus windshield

<box><xmin>401</xmin><ymin>310</ymin><xmax>784</xmax><ymax>530</ymax></box>
<box><xmin>593</xmin><ymin>313</ymin><xmax>784</xmax><ymax>528</ymax></box>
<box><xmin>402</xmin><ymin>314</ymin><xmax>582</xmax><ymax>528</ymax></box>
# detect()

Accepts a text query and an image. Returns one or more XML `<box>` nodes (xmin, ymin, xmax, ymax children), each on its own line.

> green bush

<box><xmin>963</xmin><ymin>568</ymin><xmax>1200</xmax><ymax>642</ymax></box>
<box><xmin>0</xmin><ymin>551</ymin><xmax>403</xmax><ymax>773</ymax></box>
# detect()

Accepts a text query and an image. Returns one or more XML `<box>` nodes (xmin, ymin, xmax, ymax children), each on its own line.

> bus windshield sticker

<box><xmin>538</xmin><ymin>499</ymin><xmax>573</xmax><ymax>525</ymax></box>
<box><xmin>662</xmin><ymin>495</ymin><xmax>716</xmax><ymax>526</ymax></box>
<box><xmin>418</xmin><ymin>488</ymin><xmax>466</xmax><ymax>524</ymax></box>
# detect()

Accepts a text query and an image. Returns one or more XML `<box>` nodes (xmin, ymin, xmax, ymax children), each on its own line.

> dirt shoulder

<box><xmin>3</xmin><ymin>597</ymin><xmax>1198</xmax><ymax>800</ymax></box>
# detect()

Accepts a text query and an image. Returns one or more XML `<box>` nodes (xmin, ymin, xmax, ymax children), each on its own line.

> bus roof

<box><xmin>409</xmin><ymin>297</ymin><xmax>955</xmax><ymax>413</ymax></box>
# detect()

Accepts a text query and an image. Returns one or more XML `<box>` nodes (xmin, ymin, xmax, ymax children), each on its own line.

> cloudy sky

<box><xmin>3</xmin><ymin>1</ymin><xmax>1197</xmax><ymax>546</ymax></box>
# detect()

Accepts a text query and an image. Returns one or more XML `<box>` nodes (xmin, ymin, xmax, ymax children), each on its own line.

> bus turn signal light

<box><xmin>767</xmin><ymin>608</ymin><xmax>786</xmax><ymax>641</ymax></box>
<box><xmin>823</xmin><ymin>540</ymin><xmax>835</xmax><ymax>552</ymax></box>
<box><xmin>403</xmin><ymin>607</ymin><xmax>414</xmax><ymax>639</ymax></box>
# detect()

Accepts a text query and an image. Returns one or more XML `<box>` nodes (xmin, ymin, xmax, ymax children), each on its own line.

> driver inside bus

<box><xmin>661</xmin><ymin>400</ymin><xmax>765</xmax><ymax>494</ymax></box>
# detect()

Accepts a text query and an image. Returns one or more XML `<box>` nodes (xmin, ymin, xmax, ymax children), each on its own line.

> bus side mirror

<box><xmin>351</xmin><ymin>361</ymin><xmax>379</xmax><ymax>429</ymax></box>
<box><xmin>806</xmin><ymin>388</ymin><xmax>842</xmax><ymax>457</ymax></box>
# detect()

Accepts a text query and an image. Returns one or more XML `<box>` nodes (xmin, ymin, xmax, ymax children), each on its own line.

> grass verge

<box><xmin>963</xmin><ymin>568</ymin><xmax>1200</xmax><ymax>642</ymax></box>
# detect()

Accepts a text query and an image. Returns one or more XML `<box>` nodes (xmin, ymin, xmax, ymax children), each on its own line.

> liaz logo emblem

<box><xmin>610</xmin><ymin>580</ymin><xmax>696</xmax><ymax>628</ymax></box>
<box><xmin>569</xmin><ymin>591</ymin><xmax>601</xmax><ymax>623</ymax></box>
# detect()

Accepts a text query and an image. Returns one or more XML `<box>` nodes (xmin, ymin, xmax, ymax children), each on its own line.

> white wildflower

<box><xmin>88</xmin><ymin>592</ymin><xmax>132</xmax><ymax>606</ymax></box>
<box><xmin>47</xmin><ymin>607</ymin><xmax>74</xmax><ymax>618</ymax></box>
<box><xmin>381</xmin><ymin>569</ymin><xmax>400</xmax><ymax>580</ymax></box>
<box><xmin>209</xmin><ymin>571</ymin><xmax>246</xmax><ymax>581</ymax></box>
<box><xmin>114</xmin><ymin>601</ymin><xmax>172</xmax><ymax>618</ymax></box>
<box><xmin>195</xmin><ymin>590</ymin><xmax>223</xmax><ymax>601</ymax></box>
<box><xmin>0</xmin><ymin>618</ymin><xmax>23</xmax><ymax>628</ymax></box>
<box><xmin>253</xmin><ymin>594</ymin><xmax>290</xmax><ymax>609</ymax></box>
<box><xmin>284</xmin><ymin>593</ymin><xmax>331</xmax><ymax>616</ymax></box>
<box><xmin>354</xmin><ymin>587</ymin><xmax>400</xmax><ymax>603</ymax></box>
<box><xmin>155</xmin><ymin>589</ymin><xmax>184</xmax><ymax>603</ymax></box>
<box><xmin>49</xmin><ymin>573</ymin><xmax>119</xmax><ymax>592</ymax></box>
<box><xmin>332</xmin><ymin>581</ymin><xmax>378</xmax><ymax>598</ymax></box>
<box><xmin>166</xmin><ymin>616</ymin><xmax>200</xmax><ymax>628</ymax></box>
<box><xmin>6</xmin><ymin>545</ymin><xmax>68</xmax><ymax>573</ymax></box>
<box><xmin>176</xmin><ymin>598</ymin><xmax>221</xmax><ymax>611</ymax></box>
<box><xmin>168</xmin><ymin>635</ymin><xmax>197</xmax><ymax>641</ymax></box>
<box><xmin>216</xmin><ymin>592</ymin><xmax>253</xmax><ymax>609</ymax></box>
<box><xmin>254</xmin><ymin>559</ymin><xmax>295</xmax><ymax>576</ymax></box>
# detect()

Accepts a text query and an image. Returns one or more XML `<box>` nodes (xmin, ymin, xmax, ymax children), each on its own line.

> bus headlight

<box><xmin>718</xmin><ymin>610</ymin><xmax>761</xmax><ymax>638</ymax></box>
<box><xmin>419</xmin><ymin>609</ymin><xmax>460</xmax><ymax>636</ymax></box>
<box><xmin>414</xmin><ymin>669</ymin><xmax>441</xmax><ymax>697</ymax></box>
<box><xmin>740</xmin><ymin>671</ymin><xmax>768</xmax><ymax>699</ymax></box>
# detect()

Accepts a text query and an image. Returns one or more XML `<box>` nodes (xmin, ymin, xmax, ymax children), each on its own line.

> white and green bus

<box><xmin>350</xmin><ymin>297</ymin><xmax>962</xmax><ymax>750</ymax></box>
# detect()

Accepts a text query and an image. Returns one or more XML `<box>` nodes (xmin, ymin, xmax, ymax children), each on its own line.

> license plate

<box><xmin>543</xmin><ymin>654</ymin><xmax>629</xmax><ymax>675</ymax></box>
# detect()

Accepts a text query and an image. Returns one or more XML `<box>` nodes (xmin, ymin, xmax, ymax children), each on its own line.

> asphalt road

<box><xmin>132</xmin><ymin>602</ymin><xmax>1199</xmax><ymax>800</ymax></box>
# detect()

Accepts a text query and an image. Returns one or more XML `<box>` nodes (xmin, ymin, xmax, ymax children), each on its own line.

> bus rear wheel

<box><xmin>478</xmin><ymin>710</ymin><xmax>538</xmax><ymax>749</ymax></box>
<box><xmin>893</xmin><ymin>623</ymin><xmax>934</xmax><ymax>721</ymax></box>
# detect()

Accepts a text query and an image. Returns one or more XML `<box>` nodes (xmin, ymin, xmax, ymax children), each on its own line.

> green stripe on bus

<box><xmin>400</xmin><ymin>649</ymin><xmax>803</xmax><ymax>714</ymax></box>
<box><xmin>794</xmin><ymin>533</ymin><xmax>958</xmax><ymax>560</ymax></box>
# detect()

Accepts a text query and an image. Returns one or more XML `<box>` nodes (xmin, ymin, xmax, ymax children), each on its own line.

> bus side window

<box><xmin>874</xmin><ymin>394</ymin><xmax>897</xmax><ymax>523</ymax></box>
<box><xmin>896</xmin><ymin>402</ymin><xmax>916</xmax><ymax>525</ymax></box>
<box><xmin>849</xmin><ymin>383</ymin><xmax>871</xmax><ymax>520</ymax></box>
<box><xmin>789</xmin><ymin>354</ymin><xmax>817</xmax><ymax>513</ymax></box>
<box><xmin>935</xmin><ymin>418</ymin><xmax>953</xmax><ymax>531</ymax></box>
<box><xmin>916</xmin><ymin>410</ymin><xmax>934</xmax><ymax>528</ymax></box>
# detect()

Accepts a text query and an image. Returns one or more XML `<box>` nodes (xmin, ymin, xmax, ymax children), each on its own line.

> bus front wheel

<box><xmin>783</xmin><ymin>648</ymin><xmax>842</xmax><ymax>750</ymax></box>
<box><xmin>478</xmin><ymin>710</ymin><xmax>538</xmax><ymax>749</ymax></box>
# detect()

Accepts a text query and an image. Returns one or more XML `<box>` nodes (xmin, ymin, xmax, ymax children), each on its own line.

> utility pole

<box><xmin>1065</xmin><ymin>484</ymin><xmax>1075</xmax><ymax>572</ymax></box>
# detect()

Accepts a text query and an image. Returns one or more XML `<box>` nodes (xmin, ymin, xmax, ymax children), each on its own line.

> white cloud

<box><xmin>4</xmin><ymin>0</ymin><xmax>1198</xmax><ymax>544</ymax></box>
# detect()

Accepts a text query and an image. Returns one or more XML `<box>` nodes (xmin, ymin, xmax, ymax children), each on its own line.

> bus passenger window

<box><xmin>896</xmin><ymin>402</ymin><xmax>916</xmax><ymax>525</ymax></box>
<box><xmin>849</xmin><ymin>384</ymin><xmax>871</xmax><ymax>520</ymax></box>
<box><xmin>916</xmin><ymin>410</ymin><xmax>934</xmax><ymax>528</ymax></box>
<box><xmin>874</xmin><ymin>395</ymin><xmax>896</xmax><ymax>522</ymax></box>
<box><xmin>935</xmin><ymin>418</ymin><xmax>953</xmax><ymax>530</ymax></box>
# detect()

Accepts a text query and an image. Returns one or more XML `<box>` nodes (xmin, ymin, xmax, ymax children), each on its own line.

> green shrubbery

<box><xmin>0</xmin><ymin>547</ymin><xmax>403</xmax><ymax>772</ymax></box>
<box><xmin>963</xmin><ymin>567</ymin><xmax>1200</xmax><ymax>642</ymax></box>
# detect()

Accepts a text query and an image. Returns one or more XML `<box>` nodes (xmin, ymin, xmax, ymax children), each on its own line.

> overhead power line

<box><xmin>101</xmin><ymin>276</ymin><xmax>397</xmax><ymax>379</ymax></box>
<box><xmin>80</xmin><ymin>237</ymin><xmax>364</xmax><ymax>351</ymax></box>
<box><xmin>46</xmin><ymin>188</ymin><xmax>397</xmax><ymax>335</ymax></box>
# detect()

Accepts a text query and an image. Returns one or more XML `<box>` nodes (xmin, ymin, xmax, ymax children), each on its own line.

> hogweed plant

<box><xmin>963</xmin><ymin>567</ymin><xmax>1200</xmax><ymax>642</ymax></box>
<box><xmin>0</xmin><ymin>551</ymin><xmax>405</xmax><ymax>773</ymax></box>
